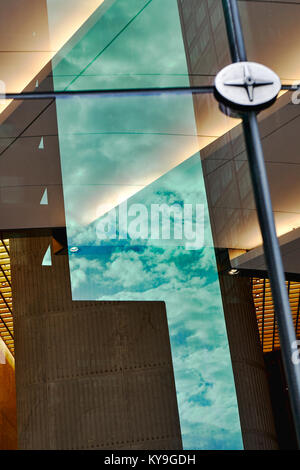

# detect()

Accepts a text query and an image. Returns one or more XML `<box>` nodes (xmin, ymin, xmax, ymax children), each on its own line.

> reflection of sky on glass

<box><xmin>51</xmin><ymin>0</ymin><xmax>243</xmax><ymax>450</ymax></box>
<box><xmin>51</xmin><ymin>0</ymin><xmax>191</xmax><ymax>90</ymax></box>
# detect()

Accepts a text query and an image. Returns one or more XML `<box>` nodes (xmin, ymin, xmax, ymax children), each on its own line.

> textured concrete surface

<box><xmin>10</xmin><ymin>231</ymin><xmax>182</xmax><ymax>450</ymax></box>
<box><xmin>0</xmin><ymin>338</ymin><xmax>17</xmax><ymax>449</ymax></box>
<box><xmin>217</xmin><ymin>252</ymin><xmax>278</xmax><ymax>449</ymax></box>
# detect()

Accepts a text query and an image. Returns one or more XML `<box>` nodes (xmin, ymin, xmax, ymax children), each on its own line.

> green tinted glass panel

<box><xmin>54</xmin><ymin>89</ymin><xmax>243</xmax><ymax>450</ymax></box>
<box><xmin>49</xmin><ymin>0</ymin><xmax>191</xmax><ymax>91</ymax></box>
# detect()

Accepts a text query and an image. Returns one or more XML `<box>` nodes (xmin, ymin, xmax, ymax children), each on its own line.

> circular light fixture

<box><xmin>70</xmin><ymin>247</ymin><xmax>79</xmax><ymax>253</ymax></box>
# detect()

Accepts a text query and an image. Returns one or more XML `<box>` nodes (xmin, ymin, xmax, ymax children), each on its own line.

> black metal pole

<box><xmin>222</xmin><ymin>0</ymin><xmax>247</xmax><ymax>62</ymax></box>
<box><xmin>222</xmin><ymin>0</ymin><xmax>300</xmax><ymax>444</ymax></box>
<box><xmin>0</xmin><ymin>86</ymin><xmax>214</xmax><ymax>101</ymax></box>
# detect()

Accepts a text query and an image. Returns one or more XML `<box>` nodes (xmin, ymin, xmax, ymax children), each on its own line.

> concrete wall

<box><xmin>10</xmin><ymin>231</ymin><xmax>182</xmax><ymax>450</ymax></box>
<box><xmin>0</xmin><ymin>338</ymin><xmax>17</xmax><ymax>449</ymax></box>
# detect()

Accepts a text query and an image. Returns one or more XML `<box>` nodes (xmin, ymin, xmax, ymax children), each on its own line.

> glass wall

<box><xmin>2</xmin><ymin>0</ymin><xmax>300</xmax><ymax>451</ymax></box>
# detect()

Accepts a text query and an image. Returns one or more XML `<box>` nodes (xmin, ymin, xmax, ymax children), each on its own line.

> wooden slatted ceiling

<box><xmin>0</xmin><ymin>239</ymin><xmax>13</xmax><ymax>355</ymax></box>
<box><xmin>252</xmin><ymin>277</ymin><xmax>300</xmax><ymax>353</ymax></box>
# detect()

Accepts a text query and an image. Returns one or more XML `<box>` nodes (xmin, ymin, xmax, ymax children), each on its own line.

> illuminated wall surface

<box><xmin>0</xmin><ymin>338</ymin><xmax>17</xmax><ymax>449</ymax></box>
<box><xmin>49</xmin><ymin>0</ymin><xmax>243</xmax><ymax>449</ymax></box>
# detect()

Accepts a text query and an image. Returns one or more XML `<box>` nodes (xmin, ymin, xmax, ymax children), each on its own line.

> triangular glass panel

<box><xmin>40</xmin><ymin>188</ymin><xmax>48</xmax><ymax>205</ymax></box>
<box><xmin>42</xmin><ymin>244</ymin><xmax>52</xmax><ymax>266</ymax></box>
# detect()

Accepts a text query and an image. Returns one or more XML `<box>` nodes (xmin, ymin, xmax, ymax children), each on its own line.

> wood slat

<box><xmin>252</xmin><ymin>277</ymin><xmax>300</xmax><ymax>353</ymax></box>
<box><xmin>0</xmin><ymin>239</ymin><xmax>13</xmax><ymax>355</ymax></box>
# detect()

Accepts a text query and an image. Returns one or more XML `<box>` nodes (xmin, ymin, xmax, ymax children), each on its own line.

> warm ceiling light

<box><xmin>0</xmin><ymin>1</ymin><xmax>105</xmax><ymax>118</ymax></box>
<box><xmin>228</xmin><ymin>268</ymin><xmax>239</xmax><ymax>275</ymax></box>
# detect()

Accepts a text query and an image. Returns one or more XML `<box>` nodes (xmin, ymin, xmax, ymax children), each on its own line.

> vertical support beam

<box><xmin>222</xmin><ymin>0</ymin><xmax>300</xmax><ymax>444</ymax></box>
<box><xmin>0</xmin><ymin>339</ymin><xmax>17</xmax><ymax>449</ymax></box>
<box><xmin>217</xmin><ymin>250</ymin><xmax>278</xmax><ymax>449</ymax></box>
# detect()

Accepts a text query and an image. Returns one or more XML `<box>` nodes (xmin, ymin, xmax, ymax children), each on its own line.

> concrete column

<box><xmin>217</xmin><ymin>250</ymin><xmax>278</xmax><ymax>449</ymax></box>
<box><xmin>10</xmin><ymin>231</ymin><xmax>182</xmax><ymax>450</ymax></box>
<box><xmin>0</xmin><ymin>339</ymin><xmax>17</xmax><ymax>449</ymax></box>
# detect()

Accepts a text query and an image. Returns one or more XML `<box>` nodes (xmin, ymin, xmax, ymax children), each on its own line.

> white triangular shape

<box><xmin>39</xmin><ymin>137</ymin><xmax>44</xmax><ymax>149</ymax></box>
<box><xmin>40</xmin><ymin>188</ymin><xmax>48</xmax><ymax>205</ymax></box>
<box><xmin>42</xmin><ymin>244</ymin><xmax>52</xmax><ymax>266</ymax></box>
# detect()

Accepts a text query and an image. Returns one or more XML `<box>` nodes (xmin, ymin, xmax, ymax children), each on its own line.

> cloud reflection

<box><xmin>53</xmin><ymin>0</ymin><xmax>243</xmax><ymax>450</ymax></box>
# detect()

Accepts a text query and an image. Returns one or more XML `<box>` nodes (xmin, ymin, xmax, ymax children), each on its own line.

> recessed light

<box><xmin>70</xmin><ymin>247</ymin><xmax>79</xmax><ymax>253</ymax></box>
<box><xmin>228</xmin><ymin>268</ymin><xmax>239</xmax><ymax>275</ymax></box>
